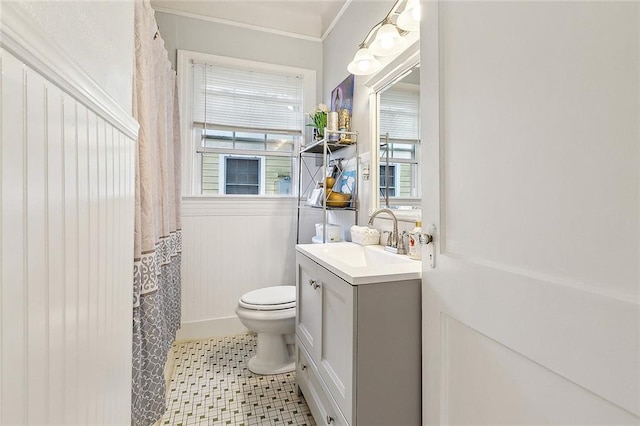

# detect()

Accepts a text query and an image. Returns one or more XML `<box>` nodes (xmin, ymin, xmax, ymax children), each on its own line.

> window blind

<box><xmin>192</xmin><ymin>62</ymin><xmax>304</xmax><ymax>135</ymax></box>
<box><xmin>380</xmin><ymin>87</ymin><xmax>420</xmax><ymax>141</ymax></box>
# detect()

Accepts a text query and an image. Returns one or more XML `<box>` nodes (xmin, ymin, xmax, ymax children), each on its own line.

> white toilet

<box><xmin>235</xmin><ymin>285</ymin><xmax>296</xmax><ymax>375</ymax></box>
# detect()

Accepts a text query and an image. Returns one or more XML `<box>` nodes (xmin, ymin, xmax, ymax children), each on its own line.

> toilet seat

<box><xmin>239</xmin><ymin>286</ymin><xmax>296</xmax><ymax>311</ymax></box>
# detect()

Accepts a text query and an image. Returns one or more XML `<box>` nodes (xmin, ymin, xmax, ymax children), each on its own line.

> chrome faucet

<box><xmin>368</xmin><ymin>208</ymin><xmax>401</xmax><ymax>252</ymax></box>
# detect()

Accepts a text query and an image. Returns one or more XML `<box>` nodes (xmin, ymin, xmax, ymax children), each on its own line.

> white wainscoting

<box><xmin>0</xmin><ymin>47</ymin><xmax>137</xmax><ymax>425</ymax></box>
<box><xmin>178</xmin><ymin>197</ymin><xmax>321</xmax><ymax>339</ymax></box>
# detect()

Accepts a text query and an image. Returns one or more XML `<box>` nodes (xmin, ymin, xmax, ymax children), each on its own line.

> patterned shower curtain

<box><xmin>131</xmin><ymin>1</ymin><xmax>182</xmax><ymax>425</ymax></box>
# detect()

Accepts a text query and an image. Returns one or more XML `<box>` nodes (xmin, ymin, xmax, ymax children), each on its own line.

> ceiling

<box><xmin>150</xmin><ymin>0</ymin><xmax>349</xmax><ymax>39</ymax></box>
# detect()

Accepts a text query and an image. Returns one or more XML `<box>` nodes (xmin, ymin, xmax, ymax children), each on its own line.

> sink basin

<box><xmin>319</xmin><ymin>243</ymin><xmax>414</xmax><ymax>267</ymax></box>
<box><xmin>296</xmin><ymin>242</ymin><xmax>421</xmax><ymax>285</ymax></box>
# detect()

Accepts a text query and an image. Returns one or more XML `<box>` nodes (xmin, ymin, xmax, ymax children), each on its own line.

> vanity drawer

<box><xmin>297</xmin><ymin>339</ymin><xmax>349</xmax><ymax>426</ymax></box>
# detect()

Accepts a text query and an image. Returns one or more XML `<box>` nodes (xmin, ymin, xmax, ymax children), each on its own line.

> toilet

<box><xmin>235</xmin><ymin>285</ymin><xmax>296</xmax><ymax>375</ymax></box>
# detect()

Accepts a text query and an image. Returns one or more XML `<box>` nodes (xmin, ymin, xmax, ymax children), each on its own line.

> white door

<box><xmin>421</xmin><ymin>2</ymin><xmax>639</xmax><ymax>424</ymax></box>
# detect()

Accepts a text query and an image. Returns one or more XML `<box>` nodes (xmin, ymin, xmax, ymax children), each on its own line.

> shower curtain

<box><xmin>131</xmin><ymin>1</ymin><xmax>182</xmax><ymax>425</ymax></box>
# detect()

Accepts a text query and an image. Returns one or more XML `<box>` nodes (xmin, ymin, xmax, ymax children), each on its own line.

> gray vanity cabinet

<box><xmin>295</xmin><ymin>251</ymin><xmax>421</xmax><ymax>426</ymax></box>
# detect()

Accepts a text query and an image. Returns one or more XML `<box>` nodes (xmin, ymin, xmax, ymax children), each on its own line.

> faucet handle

<box><xmin>381</xmin><ymin>230</ymin><xmax>393</xmax><ymax>247</ymax></box>
<box><xmin>397</xmin><ymin>231</ymin><xmax>408</xmax><ymax>255</ymax></box>
<box><xmin>390</xmin><ymin>230</ymin><xmax>399</xmax><ymax>248</ymax></box>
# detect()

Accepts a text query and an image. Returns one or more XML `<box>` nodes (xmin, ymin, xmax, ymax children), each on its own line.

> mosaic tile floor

<box><xmin>160</xmin><ymin>334</ymin><xmax>316</xmax><ymax>426</ymax></box>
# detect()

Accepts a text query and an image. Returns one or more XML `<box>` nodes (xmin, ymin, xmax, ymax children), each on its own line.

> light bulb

<box><xmin>412</xmin><ymin>5</ymin><xmax>421</xmax><ymax>21</ymax></box>
<box><xmin>369</xmin><ymin>23</ymin><xmax>407</xmax><ymax>57</ymax></box>
<box><xmin>381</xmin><ymin>37</ymin><xmax>393</xmax><ymax>50</ymax></box>
<box><xmin>347</xmin><ymin>47</ymin><xmax>382</xmax><ymax>76</ymax></box>
<box><xmin>397</xmin><ymin>0</ymin><xmax>421</xmax><ymax>32</ymax></box>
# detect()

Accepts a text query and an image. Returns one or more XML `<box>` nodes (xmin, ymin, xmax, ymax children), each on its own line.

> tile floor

<box><xmin>160</xmin><ymin>334</ymin><xmax>316</xmax><ymax>425</ymax></box>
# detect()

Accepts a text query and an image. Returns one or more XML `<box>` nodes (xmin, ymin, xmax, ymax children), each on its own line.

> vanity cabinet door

<box><xmin>316</xmin><ymin>266</ymin><xmax>355</xmax><ymax>423</ymax></box>
<box><xmin>297</xmin><ymin>342</ymin><xmax>350</xmax><ymax>426</ymax></box>
<box><xmin>296</xmin><ymin>253</ymin><xmax>322</xmax><ymax>363</ymax></box>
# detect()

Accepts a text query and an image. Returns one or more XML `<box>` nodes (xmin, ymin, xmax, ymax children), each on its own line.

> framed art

<box><xmin>331</xmin><ymin>74</ymin><xmax>355</xmax><ymax>113</ymax></box>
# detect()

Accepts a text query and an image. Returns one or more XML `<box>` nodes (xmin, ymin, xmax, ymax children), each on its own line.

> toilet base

<box><xmin>248</xmin><ymin>355</ymin><xmax>295</xmax><ymax>375</ymax></box>
<box><xmin>246</xmin><ymin>332</ymin><xmax>295</xmax><ymax>375</ymax></box>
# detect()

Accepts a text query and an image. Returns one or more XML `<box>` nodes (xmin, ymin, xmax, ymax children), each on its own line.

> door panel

<box><xmin>445</xmin><ymin>316</ymin><xmax>638</xmax><ymax>425</ymax></box>
<box><xmin>296</xmin><ymin>254</ymin><xmax>322</xmax><ymax>362</ymax></box>
<box><xmin>318</xmin><ymin>267</ymin><xmax>354</xmax><ymax>421</ymax></box>
<box><xmin>437</xmin><ymin>1</ymin><xmax>639</xmax><ymax>301</ymax></box>
<box><xmin>430</xmin><ymin>259</ymin><xmax>639</xmax><ymax>414</ymax></box>
<box><xmin>421</xmin><ymin>1</ymin><xmax>639</xmax><ymax>423</ymax></box>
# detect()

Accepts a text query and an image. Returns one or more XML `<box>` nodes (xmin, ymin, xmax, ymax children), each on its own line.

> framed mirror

<box><xmin>379</xmin><ymin>66</ymin><xmax>420</xmax><ymax>209</ymax></box>
<box><xmin>365</xmin><ymin>42</ymin><xmax>420</xmax><ymax>219</ymax></box>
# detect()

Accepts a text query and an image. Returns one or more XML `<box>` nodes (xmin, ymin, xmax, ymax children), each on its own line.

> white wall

<box><xmin>0</xmin><ymin>2</ymin><xmax>137</xmax><ymax>424</ymax></box>
<box><xmin>8</xmin><ymin>0</ymin><xmax>134</xmax><ymax>112</ymax></box>
<box><xmin>179</xmin><ymin>198</ymin><xmax>299</xmax><ymax>338</ymax></box>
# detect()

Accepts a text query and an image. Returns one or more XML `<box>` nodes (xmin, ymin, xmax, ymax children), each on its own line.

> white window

<box><xmin>379</xmin><ymin>164</ymin><xmax>399</xmax><ymax>197</ymax></box>
<box><xmin>178</xmin><ymin>50</ymin><xmax>316</xmax><ymax>196</ymax></box>
<box><xmin>218</xmin><ymin>154</ymin><xmax>265</xmax><ymax>195</ymax></box>
<box><xmin>379</xmin><ymin>83</ymin><xmax>420</xmax><ymax>200</ymax></box>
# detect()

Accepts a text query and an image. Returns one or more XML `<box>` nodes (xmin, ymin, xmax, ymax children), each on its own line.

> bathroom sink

<box><xmin>296</xmin><ymin>242</ymin><xmax>421</xmax><ymax>285</ymax></box>
<box><xmin>319</xmin><ymin>243</ymin><xmax>414</xmax><ymax>267</ymax></box>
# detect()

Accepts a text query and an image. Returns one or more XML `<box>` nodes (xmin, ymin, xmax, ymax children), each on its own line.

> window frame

<box><xmin>218</xmin><ymin>154</ymin><xmax>266</xmax><ymax>195</ymax></box>
<box><xmin>177</xmin><ymin>49</ymin><xmax>316</xmax><ymax>197</ymax></box>
<box><xmin>379</xmin><ymin>163</ymin><xmax>400</xmax><ymax>198</ymax></box>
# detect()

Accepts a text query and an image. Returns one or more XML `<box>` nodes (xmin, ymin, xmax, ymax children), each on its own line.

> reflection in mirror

<box><xmin>378</xmin><ymin>66</ymin><xmax>420</xmax><ymax>209</ymax></box>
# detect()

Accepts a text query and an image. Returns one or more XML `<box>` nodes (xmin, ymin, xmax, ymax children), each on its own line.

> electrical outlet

<box><xmin>362</xmin><ymin>164</ymin><xmax>370</xmax><ymax>181</ymax></box>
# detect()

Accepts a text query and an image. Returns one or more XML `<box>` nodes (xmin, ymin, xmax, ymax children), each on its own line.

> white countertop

<box><xmin>296</xmin><ymin>242</ymin><xmax>422</xmax><ymax>285</ymax></box>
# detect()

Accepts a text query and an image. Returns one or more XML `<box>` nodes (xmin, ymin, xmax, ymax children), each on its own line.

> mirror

<box><xmin>364</xmin><ymin>40</ymin><xmax>420</xmax><ymax>220</ymax></box>
<box><xmin>377</xmin><ymin>65</ymin><xmax>420</xmax><ymax>210</ymax></box>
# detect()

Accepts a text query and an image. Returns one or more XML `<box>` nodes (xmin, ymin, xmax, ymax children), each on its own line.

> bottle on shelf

<box><xmin>408</xmin><ymin>221</ymin><xmax>422</xmax><ymax>260</ymax></box>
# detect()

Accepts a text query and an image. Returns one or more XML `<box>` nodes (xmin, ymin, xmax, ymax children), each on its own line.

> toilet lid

<box><xmin>239</xmin><ymin>286</ymin><xmax>296</xmax><ymax>310</ymax></box>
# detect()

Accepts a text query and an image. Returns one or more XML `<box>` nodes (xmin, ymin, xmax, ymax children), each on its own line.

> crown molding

<box><xmin>153</xmin><ymin>7</ymin><xmax>323</xmax><ymax>43</ymax></box>
<box><xmin>321</xmin><ymin>0</ymin><xmax>353</xmax><ymax>42</ymax></box>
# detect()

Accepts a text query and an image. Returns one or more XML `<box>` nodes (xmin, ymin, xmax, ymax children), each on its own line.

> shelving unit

<box><xmin>296</xmin><ymin>129</ymin><xmax>359</xmax><ymax>243</ymax></box>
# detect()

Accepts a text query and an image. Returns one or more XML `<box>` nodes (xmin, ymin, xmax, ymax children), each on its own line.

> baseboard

<box><xmin>164</xmin><ymin>346</ymin><xmax>175</xmax><ymax>388</ymax></box>
<box><xmin>176</xmin><ymin>316</ymin><xmax>248</xmax><ymax>341</ymax></box>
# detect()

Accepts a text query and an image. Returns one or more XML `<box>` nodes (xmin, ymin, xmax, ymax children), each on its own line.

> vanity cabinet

<box><xmin>295</xmin><ymin>251</ymin><xmax>421</xmax><ymax>425</ymax></box>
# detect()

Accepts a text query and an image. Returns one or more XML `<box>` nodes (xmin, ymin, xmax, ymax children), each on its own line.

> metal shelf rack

<box><xmin>297</xmin><ymin>129</ymin><xmax>359</xmax><ymax>243</ymax></box>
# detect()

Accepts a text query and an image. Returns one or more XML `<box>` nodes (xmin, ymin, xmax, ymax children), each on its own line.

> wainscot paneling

<box><xmin>0</xmin><ymin>46</ymin><xmax>136</xmax><ymax>425</ymax></box>
<box><xmin>178</xmin><ymin>197</ymin><xmax>317</xmax><ymax>339</ymax></box>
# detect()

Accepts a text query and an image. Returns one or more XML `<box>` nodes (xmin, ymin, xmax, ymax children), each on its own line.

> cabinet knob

<box><xmin>326</xmin><ymin>415</ymin><xmax>334</xmax><ymax>424</ymax></box>
<box><xmin>308</xmin><ymin>279</ymin><xmax>316</xmax><ymax>287</ymax></box>
<box><xmin>301</xmin><ymin>364</ymin><xmax>307</xmax><ymax>371</ymax></box>
<box><xmin>313</xmin><ymin>281</ymin><xmax>321</xmax><ymax>290</ymax></box>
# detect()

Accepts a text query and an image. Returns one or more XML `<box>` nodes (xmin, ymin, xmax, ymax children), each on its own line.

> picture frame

<box><xmin>331</xmin><ymin>74</ymin><xmax>354</xmax><ymax>114</ymax></box>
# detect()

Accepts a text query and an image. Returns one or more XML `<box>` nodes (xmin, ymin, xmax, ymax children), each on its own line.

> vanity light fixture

<box><xmin>347</xmin><ymin>47</ymin><xmax>383</xmax><ymax>75</ymax></box>
<box><xmin>369</xmin><ymin>22</ymin><xmax>408</xmax><ymax>57</ymax></box>
<box><xmin>346</xmin><ymin>0</ymin><xmax>420</xmax><ymax>76</ymax></box>
<box><xmin>397</xmin><ymin>0</ymin><xmax>421</xmax><ymax>32</ymax></box>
